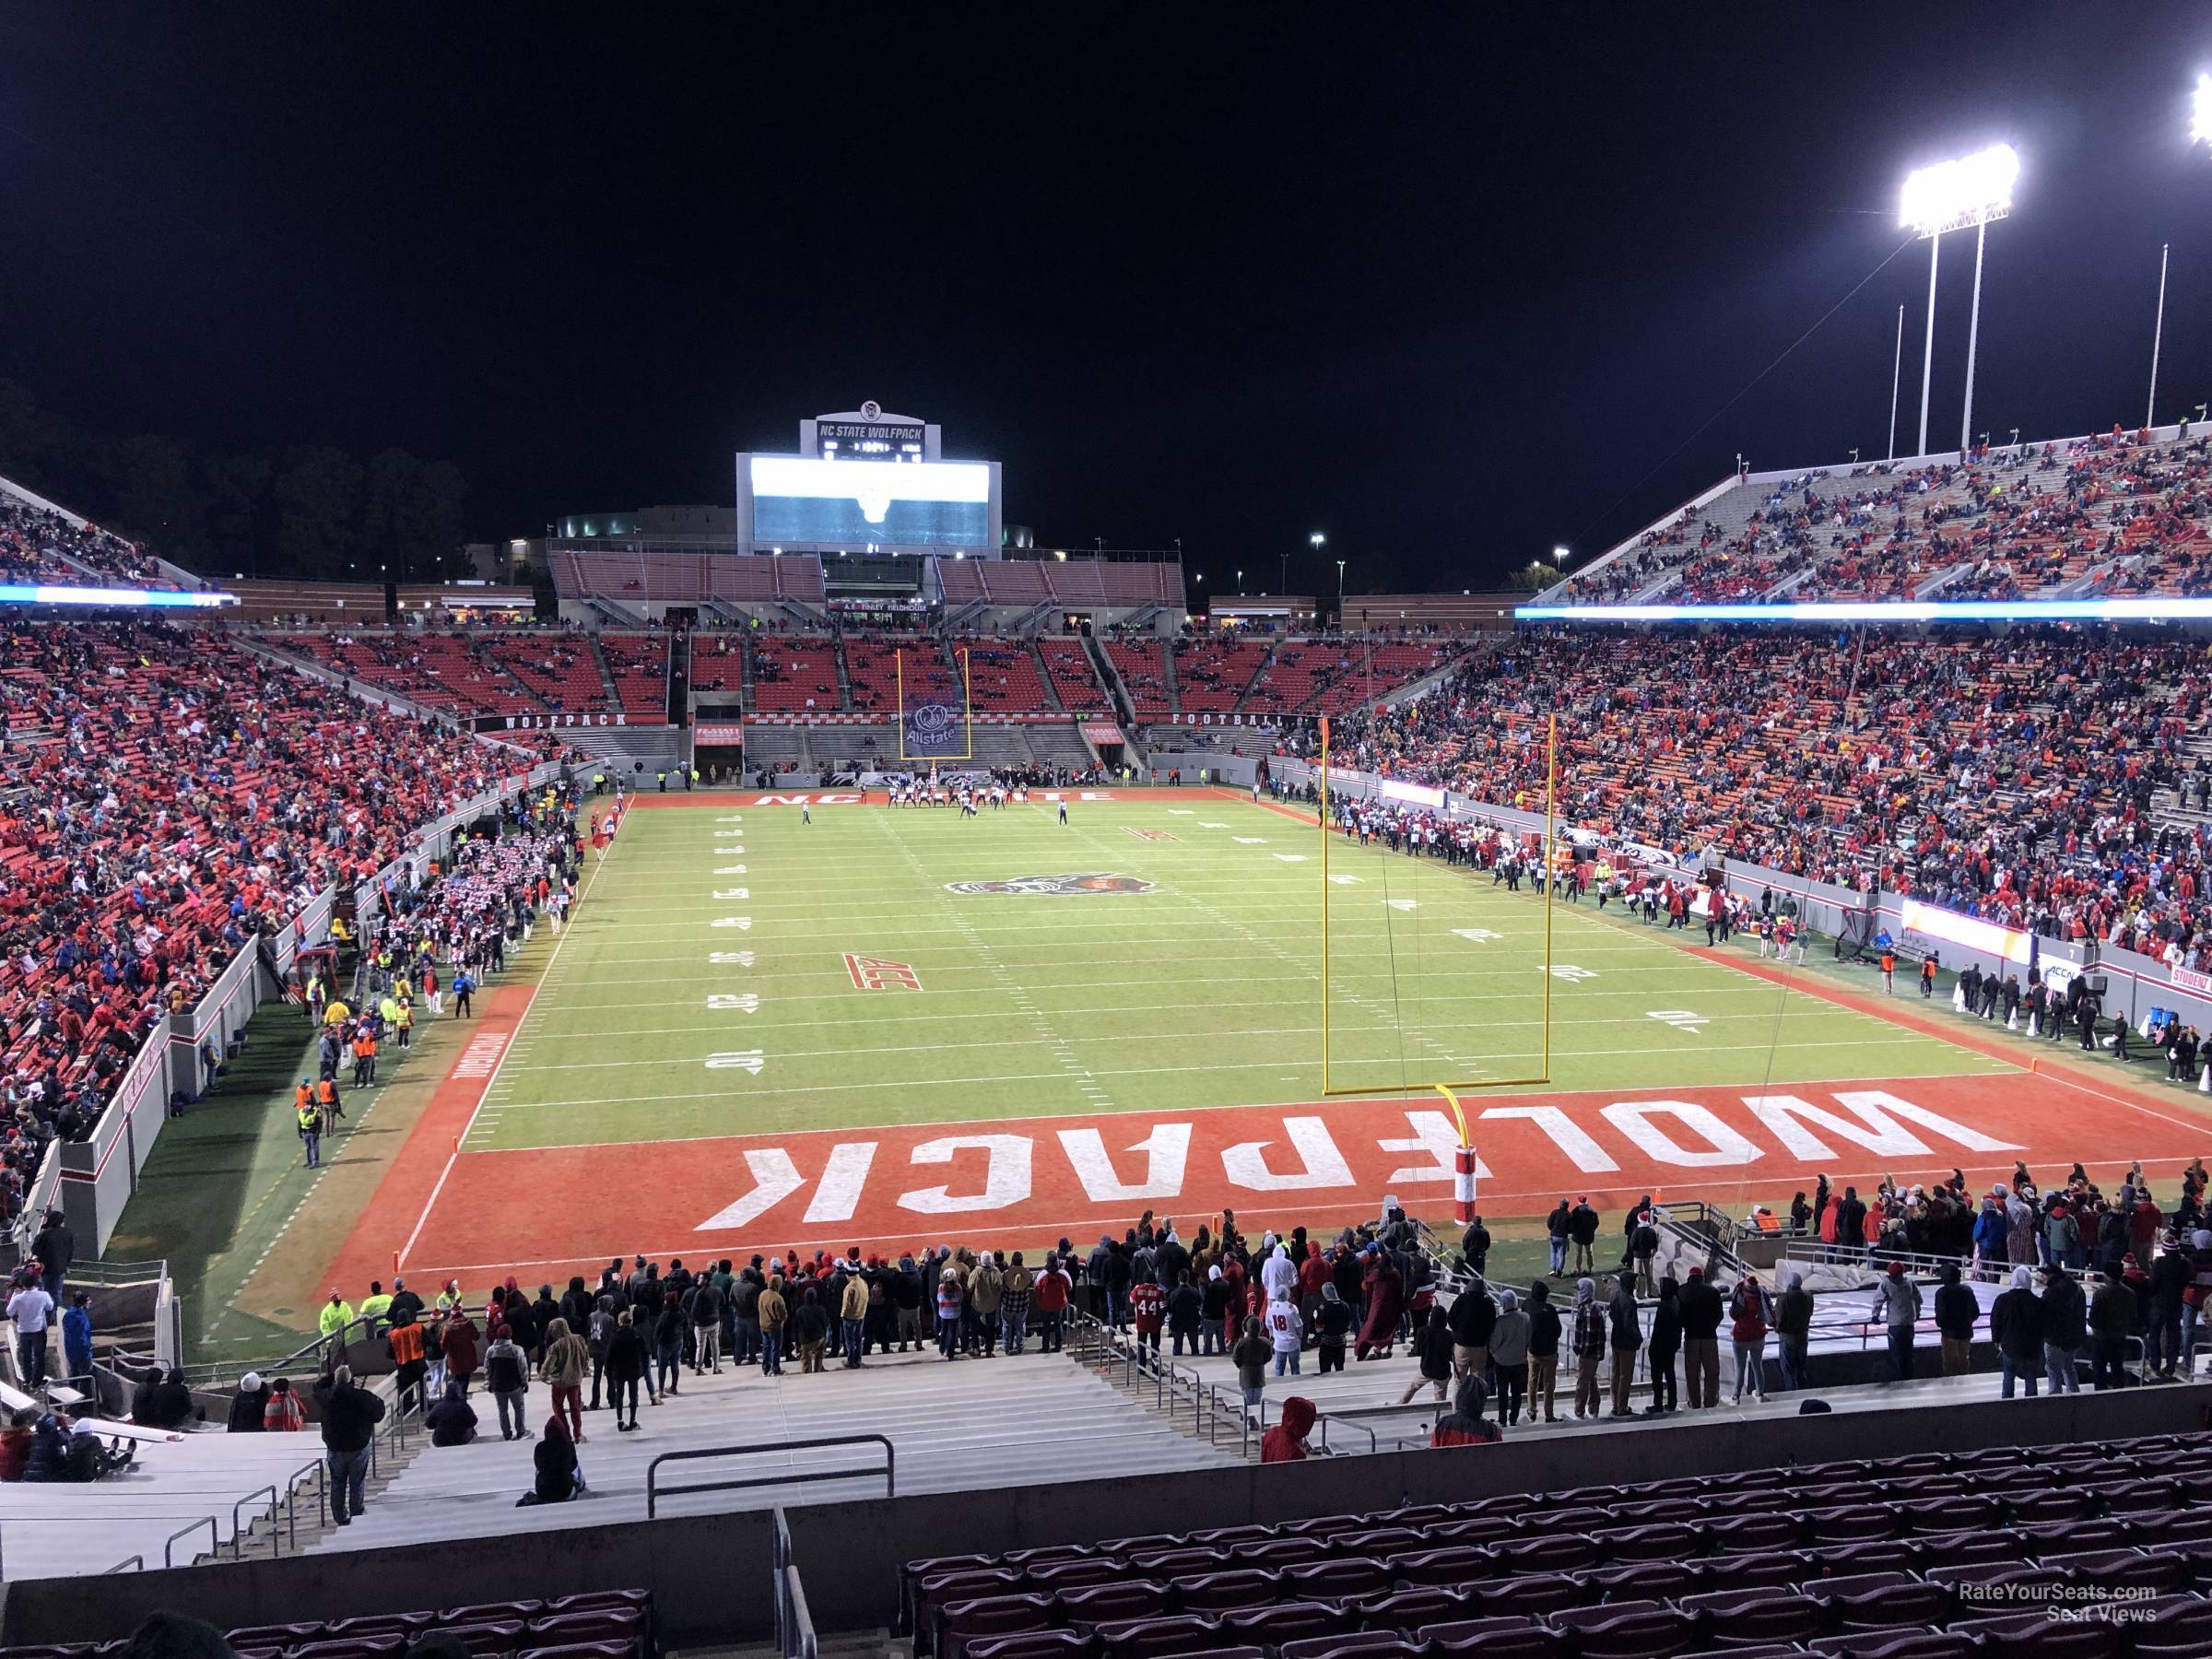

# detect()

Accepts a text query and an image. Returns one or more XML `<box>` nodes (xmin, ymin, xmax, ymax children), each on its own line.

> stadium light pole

<box><xmin>2150</xmin><ymin>241</ymin><xmax>2171</xmax><ymax>429</ymax></box>
<box><xmin>1900</xmin><ymin>143</ymin><xmax>2018</xmax><ymax>459</ymax></box>
<box><xmin>1888</xmin><ymin>304</ymin><xmax>1903</xmax><ymax>461</ymax></box>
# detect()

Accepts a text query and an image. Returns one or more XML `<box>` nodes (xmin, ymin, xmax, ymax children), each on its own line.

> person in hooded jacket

<box><xmin>1525</xmin><ymin>1281</ymin><xmax>1562</xmax><ymax>1422</ymax></box>
<box><xmin>517</xmin><ymin>1412</ymin><xmax>582</xmax><ymax>1507</ymax></box>
<box><xmin>605</xmin><ymin>1309</ymin><xmax>649</xmax><ymax>1427</ymax></box>
<box><xmin>1934</xmin><ymin>1263</ymin><xmax>1979</xmax><ymax>1375</ymax></box>
<box><xmin>63</xmin><ymin>1418</ymin><xmax>132</xmax><ymax>1482</ymax></box>
<box><xmin>538</xmin><ymin>1316</ymin><xmax>589</xmax><ymax>1441</ymax></box>
<box><xmin>1993</xmin><ymin>1265</ymin><xmax>2044</xmax><ymax>1397</ymax></box>
<box><xmin>1571</xmin><ymin>1277</ymin><xmax>1606</xmax><ymax>1418</ymax></box>
<box><xmin>426</xmin><ymin>1380</ymin><xmax>478</xmax><ymax>1447</ymax></box>
<box><xmin>1399</xmin><ymin>1306</ymin><xmax>1454</xmax><ymax>1405</ymax></box>
<box><xmin>135</xmin><ymin>1368</ymin><xmax>198</xmax><ymax>1430</ymax></box>
<box><xmin>21</xmin><ymin>1413</ymin><xmax>70</xmax><ymax>1483</ymax></box>
<box><xmin>1232</xmin><ymin>1315</ymin><xmax>1271</xmax><ymax>1424</ymax></box>
<box><xmin>1447</xmin><ymin>1282</ymin><xmax>1496</xmax><ymax>1382</ymax></box>
<box><xmin>792</xmin><ymin>1286</ymin><xmax>831</xmax><ymax>1372</ymax></box>
<box><xmin>1260</xmin><ymin>1394</ymin><xmax>1314</xmax><ymax>1464</ymax></box>
<box><xmin>1355</xmin><ymin>1253</ymin><xmax>1403</xmax><ymax>1360</ymax></box>
<box><xmin>2147</xmin><ymin>1232</ymin><xmax>2191</xmax><ymax>1380</ymax></box>
<box><xmin>1729</xmin><ymin>1273</ymin><xmax>1773</xmax><ymax>1404</ymax></box>
<box><xmin>228</xmin><ymin>1372</ymin><xmax>270</xmax><ymax>1433</ymax></box>
<box><xmin>1488</xmin><ymin>1289</ymin><xmax>1531</xmax><ymax>1425</ymax></box>
<box><xmin>2088</xmin><ymin>1269</ymin><xmax>2136</xmax><ymax>1390</ymax></box>
<box><xmin>1644</xmin><ymin>1276</ymin><xmax>1682</xmax><ymax>1414</ymax></box>
<box><xmin>1606</xmin><ymin>1276</ymin><xmax>1643</xmax><ymax>1417</ymax></box>
<box><xmin>2041</xmin><ymin>1264</ymin><xmax>2086</xmax><ymax>1394</ymax></box>
<box><xmin>1312</xmin><ymin>1282</ymin><xmax>1353</xmax><ymax>1372</ymax></box>
<box><xmin>1431</xmin><ymin>1371</ymin><xmax>1503</xmax><ymax>1447</ymax></box>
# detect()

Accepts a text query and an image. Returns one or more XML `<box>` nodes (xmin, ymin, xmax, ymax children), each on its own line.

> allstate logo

<box><xmin>912</xmin><ymin>702</ymin><xmax>957</xmax><ymax>738</ymax></box>
<box><xmin>860</xmin><ymin>400</ymin><xmax>882</xmax><ymax>421</ymax></box>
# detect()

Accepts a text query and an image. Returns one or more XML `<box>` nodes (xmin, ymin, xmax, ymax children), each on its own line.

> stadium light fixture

<box><xmin>2195</xmin><ymin>73</ymin><xmax>2212</xmax><ymax>146</ymax></box>
<box><xmin>1900</xmin><ymin>143</ymin><xmax>2018</xmax><ymax>460</ymax></box>
<box><xmin>1551</xmin><ymin>544</ymin><xmax>1571</xmax><ymax>564</ymax></box>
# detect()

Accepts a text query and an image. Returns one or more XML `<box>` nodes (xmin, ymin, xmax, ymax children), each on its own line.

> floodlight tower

<box><xmin>1900</xmin><ymin>143</ymin><xmax>2019</xmax><ymax>459</ymax></box>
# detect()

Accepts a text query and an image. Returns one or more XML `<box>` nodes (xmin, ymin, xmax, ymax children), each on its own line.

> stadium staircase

<box><xmin>833</xmin><ymin>631</ymin><xmax>855</xmax><ymax>712</ymax></box>
<box><xmin>1086</xmin><ymin>635</ymin><xmax>1139</xmax><ymax>731</ymax></box>
<box><xmin>582</xmin><ymin>632</ymin><xmax>622</xmax><ymax>710</ymax></box>
<box><xmin>304</xmin><ymin>1341</ymin><xmax>1236</xmax><ymax>1557</ymax></box>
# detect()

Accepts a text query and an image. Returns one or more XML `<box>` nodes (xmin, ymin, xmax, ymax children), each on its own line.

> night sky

<box><xmin>4</xmin><ymin>6</ymin><xmax>2209</xmax><ymax>594</ymax></box>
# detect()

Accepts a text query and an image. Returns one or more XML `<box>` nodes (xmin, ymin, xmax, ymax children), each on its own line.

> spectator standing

<box><xmin>227</xmin><ymin>1372</ymin><xmax>269</xmax><ymax>1433</ymax></box>
<box><xmin>1545</xmin><ymin>1199</ymin><xmax>1572</xmax><ymax>1277</ymax></box>
<box><xmin>60</xmin><ymin>1290</ymin><xmax>92</xmax><ymax>1392</ymax></box>
<box><xmin>1606</xmin><ymin>1276</ymin><xmax>1642</xmax><ymax>1418</ymax></box>
<box><xmin>1729</xmin><ymin>1274</ymin><xmax>1771</xmax><ymax>1404</ymax></box>
<box><xmin>1312</xmin><ymin>1282</ymin><xmax>1352</xmax><ymax>1372</ymax></box>
<box><xmin>1488</xmin><ymin>1289</ymin><xmax>1530</xmax><ymax>1426</ymax></box>
<box><xmin>758</xmin><ymin>1275</ymin><xmax>788</xmax><ymax>1374</ymax></box>
<box><xmin>7</xmin><ymin>1275</ymin><xmax>53</xmax><ymax>1389</ymax></box>
<box><xmin>1869</xmin><ymin>1262</ymin><xmax>1923</xmax><ymax>1382</ymax></box>
<box><xmin>1525</xmin><ymin>1281</ymin><xmax>1561</xmax><ymax>1423</ymax></box>
<box><xmin>31</xmin><ymin>1211</ymin><xmax>72</xmax><ymax>1305</ymax></box>
<box><xmin>1644</xmin><ymin>1277</ymin><xmax>1681</xmax><ymax>1414</ymax></box>
<box><xmin>313</xmin><ymin>1365</ymin><xmax>385</xmax><ymax>1528</ymax></box>
<box><xmin>538</xmin><ymin>1316</ymin><xmax>588</xmax><ymax>1441</ymax></box>
<box><xmin>2041</xmin><ymin>1265</ymin><xmax>2087</xmax><ymax>1394</ymax></box>
<box><xmin>2088</xmin><ymin>1269</ymin><xmax>2136</xmax><ymax>1390</ymax></box>
<box><xmin>1934</xmin><ymin>1264</ymin><xmax>1978</xmax><ymax>1375</ymax></box>
<box><xmin>1398</xmin><ymin>1307</ymin><xmax>1453</xmax><ymax>1404</ymax></box>
<box><xmin>1571</xmin><ymin>1278</ymin><xmax>1606</xmax><ymax>1418</ymax></box>
<box><xmin>1993</xmin><ymin>1265</ymin><xmax>2045</xmax><ymax>1398</ymax></box>
<box><xmin>483</xmin><ymin>1324</ymin><xmax>531</xmax><ymax>1441</ymax></box>
<box><xmin>441</xmin><ymin>1308</ymin><xmax>480</xmax><ymax>1398</ymax></box>
<box><xmin>1773</xmin><ymin>1271</ymin><xmax>1813</xmax><ymax>1391</ymax></box>
<box><xmin>1232</xmin><ymin>1315</ymin><xmax>1270</xmax><ymax>1425</ymax></box>
<box><xmin>1677</xmin><ymin>1267</ymin><xmax>1724</xmax><ymax>1408</ymax></box>
<box><xmin>263</xmin><ymin>1377</ymin><xmax>305</xmax><ymax>1431</ymax></box>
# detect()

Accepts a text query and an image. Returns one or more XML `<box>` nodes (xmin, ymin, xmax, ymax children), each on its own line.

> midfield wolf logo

<box><xmin>944</xmin><ymin>873</ymin><xmax>1156</xmax><ymax>896</ymax></box>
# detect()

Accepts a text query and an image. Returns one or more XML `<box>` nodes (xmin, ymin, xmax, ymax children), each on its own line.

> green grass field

<box><xmin>471</xmin><ymin>791</ymin><xmax>2008</xmax><ymax>1150</ymax></box>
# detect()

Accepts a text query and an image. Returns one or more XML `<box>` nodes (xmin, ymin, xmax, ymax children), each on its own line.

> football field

<box><xmin>312</xmin><ymin>788</ymin><xmax>2210</xmax><ymax>1286</ymax></box>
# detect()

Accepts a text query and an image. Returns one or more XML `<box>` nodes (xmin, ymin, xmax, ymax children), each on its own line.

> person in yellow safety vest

<box><xmin>392</xmin><ymin>972</ymin><xmax>412</xmax><ymax>1003</ymax></box>
<box><xmin>394</xmin><ymin>997</ymin><xmax>414</xmax><ymax>1050</ymax></box>
<box><xmin>379</xmin><ymin>994</ymin><xmax>400</xmax><ymax>1030</ymax></box>
<box><xmin>319</xmin><ymin>1291</ymin><xmax>356</xmax><ymax>1341</ymax></box>
<box><xmin>358</xmin><ymin>1282</ymin><xmax>394</xmax><ymax>1330</ymax></box>
<box><xmin>299</xmin><ymin>1102</ymin><xmax>323</xmax><ymax>1167</ymax></box>
<box><xmin>323</xmin><ymin>997</ymin><xmax>351</xmax><ymax>1028</ymax></box>
<box><xmin>435</xmin><ymin>1279</ymin><xmax>462</xmax><ymax>1316</ymax></box>
<box><xmin>331</xmin><ymin>916</ymin><xmax>352</xmax><ymax>943</ymax></box>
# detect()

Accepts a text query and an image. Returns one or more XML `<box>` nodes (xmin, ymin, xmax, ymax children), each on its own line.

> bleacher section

<box><xmin>936</xmin><ymin>559</ymin><xmax>1183</xmax><ymax>610</ymax></box>
<box><xmin>956</xmin><ymin>638</ymin><xmax>1056</xmax><ymax>713</ymax></box>
<box><xmin>688</xmin><ymin>632</ymin><xmax>745</xmax><ymax>695</ymax></box>
<box><xmin>595</xmin><ymin>632</ymin><xmax>669</xmax><ymax>719</ymax></box>
<box><xmin>1039</xmin><ymin>638</ymin><xmax>1112</xmax><ymax>713</ymax></box>
<box><xmin>308</xmin><ymin>1349</ymin><xmax>1230</xmax><ymax>1557</ymax></box>
<box><xmin>748</xmin><ymin>637</ymin><xmax>841</xmax><ymax>713</ymax></box>
<box><xmin>478</xmin><ymin>636</ymin><xmax>615</xmax><ymax>715</ymax></box>
<box><xmin>1562</xmin><ymin>426</ymin><xmax>2212</xmax><ymax>606</ymax></box>
<box><xmin>901</xmin><ymin>1429</ymin><xmax>2212</xmax><ymax>1659</ymax></box>
<box><xmin>549</xmin><ymin>549</ymin><xmax>826</xmax><ymax>607</ymax></box>
<box><xmin>1105</xmin><ymin>641</ymin><xmax>1173</xmax><ymax>719</ymax></box>
<box><xmin>273</xmin><ymin>631</ymin><xmax>543</xmax><ymax>719</ymax></box>
<box><xmin>846</xmin><ymin>634</ymin><xmax>953</xmax><ymax>716</ymax></box>
<box><xmin>0</xmin><ymin>478</ymin><xmax>178</xmax><ymax>590</ymax></box>
<box><xmin>1171</xmin><ymin>638</ymin><xmax>1269</xmax><ymax>714</ymax></box>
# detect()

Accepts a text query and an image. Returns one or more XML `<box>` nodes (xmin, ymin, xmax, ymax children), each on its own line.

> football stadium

<box><xmin>11</xmin><ymin>8</ymin><xmax>2212</xmax><ymax>1657</ymax></box>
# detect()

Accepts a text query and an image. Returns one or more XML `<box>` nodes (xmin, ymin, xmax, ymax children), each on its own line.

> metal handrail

<box><xmin>1315</xmin><ymin>1415</ymin><xmax>1377</xmax><ymax>1455</ymax></box>
<box><xmin>164</xmin><ymin>1514</ymin><xmax>217</xmax><ymax>1569</ymax></box>
<box><xmin>231</xmin><ymin>1484</ymin><xmax>277</xmax><ymax>1559</ymax></box>
<box><xmin>645</xmin><ymin>1434</ymin><xmax>894</xmax><ymax>1520</ymax></box>
<box><xmin>104</xmin><ymin>1555</ymin><xmax>143</xmax><ymax>1574</ymax></box>
<box><xmin>783</xmin><ymin>1565</ymin><xmax>819</xmax><ymax>1659</ymax></box>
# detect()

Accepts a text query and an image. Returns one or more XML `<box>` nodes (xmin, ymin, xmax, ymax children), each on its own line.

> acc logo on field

<box><xmin>944</xmin><ymin>873</ymin><xmax>1155</xmax><ymax>896</ymax></box>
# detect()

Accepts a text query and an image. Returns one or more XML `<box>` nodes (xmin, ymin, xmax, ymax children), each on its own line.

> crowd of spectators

<box><xmin>1292</xmin><ymin>625</ymin><xmax>2212</xmax><ymax>959</ymax></box>
<box><xmin>0</xmin><ymin>621</ymin><xmax>562</xmax><ymax>1220</ymax></box>
<box><xmin>0</xmin><ymin>493</ymin><xmax>172</xmax><ymax>590</ymax></box>
<box><xmin>1564</xmin><ymin>426</ymin><xmax>2212</xmax><ymax>606</ymax></box>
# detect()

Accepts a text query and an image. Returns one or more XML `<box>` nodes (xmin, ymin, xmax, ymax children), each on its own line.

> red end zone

<box><xmin>316</xmin><ymin>1067</ymin><xmax>2210</xmax><ymax>1286</ymax></box>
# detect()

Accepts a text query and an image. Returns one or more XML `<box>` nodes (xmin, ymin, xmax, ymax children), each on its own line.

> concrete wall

<box><xmin>7</xmin><ymin>1383</ymin><xmax>2204</xmax><ymax>1645</ymax></box>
